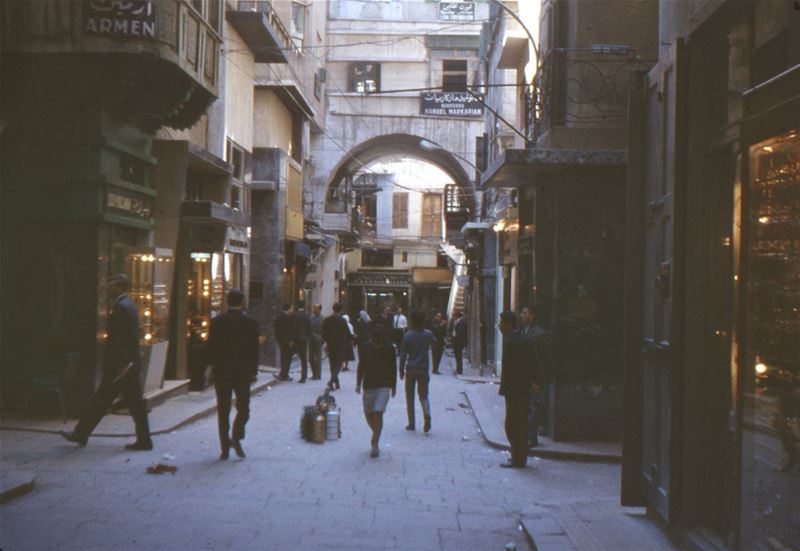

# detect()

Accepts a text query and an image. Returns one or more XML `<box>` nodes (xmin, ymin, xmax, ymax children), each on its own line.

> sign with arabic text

<box><xmin>420</xmin><ymin>92</ymin><xmax>484</xmax><ymax>118</ymax></box>
<box><xmin>438</xmin><ymin>1</ymin><xmax>475</xmax><ymax>21</ymax></box>
<box><xmin>85</xmin><ymin>0</ymin><xmax>156</xmax><ymax>39</ymax></box>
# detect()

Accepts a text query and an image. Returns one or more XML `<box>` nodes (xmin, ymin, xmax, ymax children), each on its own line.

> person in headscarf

<box><xmin>341</xmin><ymin>313</ymin><xmax>356</xmax><ymax>370</ymax></box>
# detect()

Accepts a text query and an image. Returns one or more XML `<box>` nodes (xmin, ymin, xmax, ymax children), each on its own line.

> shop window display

<box><xmin>739</xmin><ymin>131</ymin><xmax>800</xmax><ymax>550</ymax></box>
<box><xmin>124</xmin><ymin>250</ymin><xmax>173</xmax><ymax>346</ymax></box>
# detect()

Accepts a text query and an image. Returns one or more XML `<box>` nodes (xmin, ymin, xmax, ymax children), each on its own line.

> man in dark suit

<box><xmin>207</xmin><ymin>289</ymin><xmax>259</xmax><ymax>459</ymax></box>
<box><xmin>61</xmin><ymin>274</ymin><xmax>152</xmax><ymax>450</ymax></box>
<box><xmin>321</xmin><ymin>302</ymin><xmax>349</xmax><ymax>391</ymax></box>
<box><xmin>308</xmin><ymin>304</ymin><xmax>324</xmax><ymax>380</ymax></box>
<box><xmin>450</xmin><ymin>311</ymin><xmax>468</xmax><ymax>375</ymax></box>
<box><xmin>290</xmin><ymin>300</ymin><xmax>312</xmax><ymax>383</ymax></box>
<box><xmin>498</xmin><ymin>310</ymin><xmax>537</xmax><ymax>468</ymax></box>
<box><xmin>521</xmin><ymin>305</ymin><xmax>548</xmax><ymax>446</ymax></box>
<box><xmin>274</xmin><ymin>303</ymin><xmax>293</xmax><ymax>381</ymax></box>
<box><xmin>430</xmin><ymin>312</ymin><xmax>447</xmax><ymax>374</ymax></box>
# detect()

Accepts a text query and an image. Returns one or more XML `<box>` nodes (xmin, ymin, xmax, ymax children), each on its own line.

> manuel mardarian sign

<box><xmin>85</xmin><ymin>0</ymin><xmax>156</xmax><ymax>39</ymax></box>
<box><xmin>420</xmin><ymin>92</ymin><xmax>484</xmax><ymax>117</ymax></box>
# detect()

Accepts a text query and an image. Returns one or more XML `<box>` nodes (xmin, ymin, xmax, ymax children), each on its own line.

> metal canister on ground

<box><xmin>325</xmin><ymin>408</ymin><xmax>340</xmax><ymax>440</ymax></box>
<box><xmin>312</xmin><ymin>413</ymin><xmax>326</xmax><ymax>443</ymax></box>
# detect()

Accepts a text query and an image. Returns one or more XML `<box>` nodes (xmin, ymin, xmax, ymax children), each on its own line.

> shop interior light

<box><xmin>492</xmin><ymin>220</ymin><xmax>506</xmax><ymax>233</ymax></box>
<box><xmin>755</xmin><ymin>360</ymin><xmax>768</xmax><ymax>375</ymax></box>
<box><xmin>761</xmin><ymin>146</ymin><xmax>773</xmax><ymax>152</ymax></box>
<box><xmin>144</xmin><ymin>333</ymin><xmax>153</xmax><ymax>341</ymax></box>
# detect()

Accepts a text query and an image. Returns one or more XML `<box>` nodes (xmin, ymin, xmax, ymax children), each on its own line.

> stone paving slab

<box><xmin>0</xmin><ymin>373</ymin><xmax>280</xmax><ymax>438</ymax></box>
<box><xmin>520</xmin><ymin>499</ymin><xmax>678</xmax><ymax>551</ymax></box>
<box><xmin>464</xmin><ymin>383</ymin><xmax>622</xmax><ymax>462</ymax></box>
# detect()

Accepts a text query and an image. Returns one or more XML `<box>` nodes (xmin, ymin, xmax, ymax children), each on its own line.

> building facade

<box><xmin>621</xmin><ymin>1</ymin><xmax>800</xmax><ymax>549</ymax></box>
<box><xmin>1</xmin><ymin>0</ymin><xmax>221</xmax><ymax>411</ymax></box>
<box><xmin>306</xmin><ymin>0</ymin><xmax>488</xmax><ymax>317</ymax></box>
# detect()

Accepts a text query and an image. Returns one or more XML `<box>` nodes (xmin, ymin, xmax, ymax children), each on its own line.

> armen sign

<box><xmin>85</xmin><ymin>0</ymin><xmax>156</xmax><ymax>39</ymax></box>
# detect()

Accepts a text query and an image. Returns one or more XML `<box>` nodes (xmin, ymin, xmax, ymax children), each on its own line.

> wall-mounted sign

<box><xmin>347</xmin><ymin>272</ymin><xmax>412</xmax><ymax>288</ymax></box>
<box><xmin>85</xmin><ymin>0</ymin><xmax>156</xmax><ymax>39</ymax></box>
<box><xmin>421</xmin><ymin>92</ymin><xmax>484</xmax><ymax>117</ymax></box>
<box><xmin>106</xmin><ymin>190</ymin><xmax>152</xmax><ymax>219</ymax></box>
<box><xmin>439</xmin><ymin>1</ymin><xmax>475</xmax><ymax>21</ymax></box>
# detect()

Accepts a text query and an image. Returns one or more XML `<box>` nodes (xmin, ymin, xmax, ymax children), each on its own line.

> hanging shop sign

<box><xmin>226</xmin><ymin>226</ymin><xmax>250</xmax><ymax>254</ymax></box>
<box><xmin>347</xmin><ymin>272</ymin><xmax>412</xmax><ymax>287</ymax></box>
<box><xmin>85</xmin><ymin>0</ymin><xmax>156</xmax><ymax>39</ymax></box>
<box><xmin>438</xmin><ymin>1</ymin><xmax>475</xmax><ymax>21</ymax></box>
<box><xmin>420</xmin><ymin>92</ymin><xmax>484</xmax><ymax>117</ymax></box>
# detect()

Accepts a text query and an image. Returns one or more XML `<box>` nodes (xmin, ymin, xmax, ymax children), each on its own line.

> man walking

<box><xmin>61</xmin><ymin>274</ymin><xmax>152</xmax><ymax>450</ymax></box>
<box><xmin>322</xmin><ymin>302</ymin><xmax>350</xmax><ymax>391</ymax></box>
<box><xmin>308</xmin><ymin>304</ymin><xmax>324</xmax><ymax>380</ymax></box>
<box><xmin>430</xmin><ymin>312</ymin><xmax>447</xmax><ymax>374</ymax></box>
<box><xmin>450</xmin><ymin>310</ymin><xmax>468</xmax><ymax>375</ymax></box>
<box><xmin>207</xmin><ymin>289</ymin><xmax>259</xmax><ymax>459</ymax></box>
<box><xmin>274</xmin><ymin>303</ymin><xmax>293</xmax><ymax>381</ymax></box>
<box><xmin>520</xmin><ymin>305</ymin><xmax>547</xmax><ymax>446</ymax></box>
<box><xmin>498</xmin><ymin>311</ymin><xmax>537</xmax><ymax>468</ymax></box>
<box><xmin>291</xmin><ymin>300</ymin><xmax>311</xmax><ymax>383</ymax></box>
<box><xmin>392</xmin><ymin>306</ymin><xmax>407</xmax><ymax>349</ymax></box>
<box><xmin>399</xmin><ymin>311</ymin><xmax>435</xmax><ymax>432</ymax></box>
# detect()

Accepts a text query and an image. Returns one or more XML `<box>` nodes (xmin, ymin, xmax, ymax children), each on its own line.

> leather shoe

<box><xmin>423</xmin><ymin>415</ymin><xmax>432</xmax><ymax>433</ymax></box>
<box><xmin>500</xmin><ymin>461</ymin><xmax>525</xmax><ymax>469</ymax></box>
<box><xmin>298</xmin><ymin>378</ymin><xmax>306</xmax><ymax>383</ymax></box>
<box><xmin>405</xmin><ymin>424</ymin><xmax>415</xmax><ymax>431</ymax></box>
<box><xmin>60</xmin><ymin>430</ymin><xmax>87</xmax><ymax>447</ymax></box>
<box><xmin>219</xmin><ymin>448</ymin><xmax>230</xmax><ymax>460</ymax></box>
<box><xmin>231</xmin><ymin>439</ymin><xmax>245</xmax><ymax>459</ymax></box>
<box><xmin>124</xmin><ymin>441</ymin><xmax>153</xmax><ymax>451</ymax></box>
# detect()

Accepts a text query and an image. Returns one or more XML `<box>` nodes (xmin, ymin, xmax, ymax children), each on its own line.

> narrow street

<box><xmin>0</xmin><ymin>356</ymin><xmax>621</xmax><ymax>551</ymax></box>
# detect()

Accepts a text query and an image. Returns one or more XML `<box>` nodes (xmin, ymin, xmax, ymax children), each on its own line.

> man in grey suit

<box><xmin>291</xmin><ymin>300</ymin><xmax>311</xmax><ymax>383</ymax></box>
<box><xmin>308</xmin><ymin>304</ymin><xmax>324</xmax><ymax>380</ymax></box>
<box><xmin>61</xmin><ymin>274</ymin><xmax>152</xmax><ymax>450</ymax></box>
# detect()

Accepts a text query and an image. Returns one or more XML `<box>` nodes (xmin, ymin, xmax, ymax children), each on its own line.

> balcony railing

<box><xmin>530</xmin><ymin>48</ymin><xmax>656</xmax><ymax>142</ymax></box>
<box><xmin>234</xmin><ymin>1</ymin><xmax>300</xmax><ymax>59</ymax></box>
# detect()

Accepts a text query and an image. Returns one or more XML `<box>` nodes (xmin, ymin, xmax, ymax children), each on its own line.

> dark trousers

<box><xmin>504</xmin><ymin>394</ymin><xmax>529</xmax><ymax>466</ymax></box>
<box><xmin>393</xmin><ymin>329</ymin><xmax>404</xmax><ymax>348</ymax></box>
<box><xmin>327</xmin><ymin>353</ymin><xmax>343</xmax><ymax>389</ymax></box>
<box><xmin>528</xmin><ymin>391</ymin><xmax>541</xmax><ymax>446</ymax></box>
<box><xmin>278</xmin><ymin>341</ymin><xmax>292</xmax><ymax>378</ymax></box>
<box><xmin>292</xmin><ymin>340</ymin><xmax>309</xmax><ymax>380</ymax></box>
<box><xmin>308</xmin><ymin>339</ymin><xmax>322</xmax><ymax>378</ymax></box>
<box><xmin>432</xmin><ymin>343</ymin><xmax>444</xmax><ymax>372</ymax></box>
<box><xmin>404</xmin><ymin>368</ymin><xmax>431</xmax><ymax>426</ymax></box>
<box><xmin>214</xmin><ymin>375</ymin><xmax>251</xmax><ymax>450</ymax></box>
<box><xmin>453</xmin><ymin>345</ymin><xmax>465</xmax><ymax>374</ymax></box>
<box><xmin>75</xmin><ymin>368</ymin><xmax>151</xmax><ymax>444</ymax></box>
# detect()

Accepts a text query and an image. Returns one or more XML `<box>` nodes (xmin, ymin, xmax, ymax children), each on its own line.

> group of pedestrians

<box><xmin>59</xmin><ymin>275</ymin><xmax>474</xmax><ymax>462</ymax></box>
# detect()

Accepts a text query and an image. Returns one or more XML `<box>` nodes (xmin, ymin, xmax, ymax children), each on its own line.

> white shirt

<box><xmin>393</xmin><ymin>314</ymin><xmax>407</xmax><ymax>329</ymax></box>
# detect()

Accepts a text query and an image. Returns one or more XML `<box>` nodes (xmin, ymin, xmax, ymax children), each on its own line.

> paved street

<box><xmin>0</xmin><ymin>356</ymin><xmax>621</xmax><ymax>551</ymax></box>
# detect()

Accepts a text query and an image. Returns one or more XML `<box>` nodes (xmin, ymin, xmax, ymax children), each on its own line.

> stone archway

<box><xmin>318</xmin><ymin>133</ymin><xmax>475</xmax><ymax>230</ymax></box>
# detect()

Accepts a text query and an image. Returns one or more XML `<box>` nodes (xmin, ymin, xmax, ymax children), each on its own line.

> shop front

<box><xmin>736</xmin><ymin>64</ymin><xmax>799</xmax><ymax>551</ymax></box>
<box><xmin>346</xmin><ymin>271</ymin><xmax>412</xmax><ymax>319</ymax></box>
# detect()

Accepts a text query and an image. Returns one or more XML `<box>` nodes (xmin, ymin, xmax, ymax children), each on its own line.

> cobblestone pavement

<box><xmin>0</xmin><ymin>356</ymin><xmax>620</xmax><ymax>551</ymax></box>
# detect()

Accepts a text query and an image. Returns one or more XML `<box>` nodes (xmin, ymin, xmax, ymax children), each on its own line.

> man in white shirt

<box><xmin>392</xmin><ymin>306</ymin><xmax>407</xmax><ymax>348</ymax></box>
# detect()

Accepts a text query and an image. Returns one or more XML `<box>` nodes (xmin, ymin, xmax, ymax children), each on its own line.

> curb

<box><xmin>0</xmin><ymin>471</ymin><xmax>36</xmax><ymax>505</ymax></box>
<box><xmin>463</xmin><ymin>390</ymin><xmax>621</xmax><ymax>463</ymax></box>
<box><xmin>0</xmin><ymin>378</ymin><xmax>281</xmax><ymax>439</ymax></box>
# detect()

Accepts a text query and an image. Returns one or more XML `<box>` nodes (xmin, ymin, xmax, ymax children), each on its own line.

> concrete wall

<box><xmin>223</xmin><ymin>23</ymin><xmax>255</xmax><ymax>152</ymax></box>
<box><xmin>254</xmin><ymin>89</ymin><xmax>294</xmax><ymax>151</ymax></box>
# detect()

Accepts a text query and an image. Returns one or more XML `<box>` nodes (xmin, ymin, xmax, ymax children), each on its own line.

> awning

<box><xmin>461</xmin><ymin>221</ymin><xmax>492</xmax><ymax>235</ymax></box>
<box><xmin>481</xmin><ymin>148</ymin><xmax>626</xmax><ymax>188</ymax></box>
<box><xmin>255</xmin><ymin>81</ymin><xmax>316</xmax><ymax>121</ymax></box>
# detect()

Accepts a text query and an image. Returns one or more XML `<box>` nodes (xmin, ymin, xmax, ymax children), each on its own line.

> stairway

<box><xmin>440</xmin><ymin>243</ymin><xmax>467</xmax><ymax>319</ymax></box>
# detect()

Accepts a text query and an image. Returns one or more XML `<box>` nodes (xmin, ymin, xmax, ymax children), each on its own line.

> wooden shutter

<box><xmin>392</xmin><ymin>192</ymin><xmax>408</xmax><ymax>229</ymax></box>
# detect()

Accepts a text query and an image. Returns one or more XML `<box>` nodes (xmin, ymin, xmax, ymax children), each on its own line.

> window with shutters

<box><xmin>392</xmin><ymin>192</ymin><xmax>408</xmax><ymax>229</ymax></box>
<box><xmin>421</xmin><ymin>193</ymin><xmax>443</xmax><ymax>237</ymax></box>
<box><xmin>442</xmin><ymin>59</ymin><xmax>467</xmax><ymax>92</ymax></box>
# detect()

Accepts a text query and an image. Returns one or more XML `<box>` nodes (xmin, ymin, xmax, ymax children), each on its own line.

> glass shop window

<box><xmin>442</xmin><ymin>59</ymin><xmax>467</xmax><ymax>92</ymax></box>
